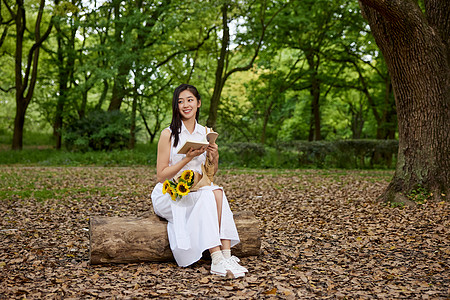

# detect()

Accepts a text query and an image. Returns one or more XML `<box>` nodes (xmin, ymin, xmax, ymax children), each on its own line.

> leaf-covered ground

<box><xmin>0</xmin><ymin>166</ymin><xmax>449</xmax><ymax>299</ymax></box>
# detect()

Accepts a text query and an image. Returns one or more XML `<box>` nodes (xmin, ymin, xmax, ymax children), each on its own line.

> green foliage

<box><xmin>280</xmin><ymin>139</ymin><xmax>398</xmax><ymax>169</ymax></box>
<box><xmin>63</xmin><ymin>110</ymin><xmax>132</xmax><ymax>152</ymax></box>
<box><xmin>220</xmin><ymin>142</ymin><xmax>267</xmax><ymax>168</ymax></box>
<box><xmin>0</xmin><ymin>130</ymin><xmax>53</xmax><ymax>146</ymax></box>
<box><xmin>407</xmin><ymin>185</ymin><xmax>431</xmax><ymax>205</ymax></box>
<box><xmin>219</xmin><ymin>140</ymin><xmax>398</xmax><ymax>169</ymax></box>
<box><xmin>1</xmin><ymin>0</ymin><xmax>399</xmax><ymax>158</ymax></box>
<box><xmin>0</xmin><ymin>143</ymin><xmax>157</xmax><ymax>166</ymax></box>
<box><xmin>0</xmin><ymin>139</ymin><xmax>397</xmax><ymax>169</ymax></box>
<box><xmin>389</xmin><ymin>201</ymin><xmax>405</xmax><ymax>209</ymax></box>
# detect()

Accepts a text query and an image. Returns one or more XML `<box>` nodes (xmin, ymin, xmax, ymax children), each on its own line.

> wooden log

<box><xmin>89</xmin><ymin>211</ymin><xmax>261</xmax><ymax>264</ymax></box>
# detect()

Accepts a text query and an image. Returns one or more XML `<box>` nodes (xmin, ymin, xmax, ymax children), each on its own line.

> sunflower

<box><xmin>180</xmin><ymin>170</ymin><xmax>194</xmax><ymax>182</ymax></box>
<box><xmin>162</xmin><ymin>180</ymin><xmax>170</xmax><ymax>194</ymax></box>
<box><xmin>167</xmin><ymin>187</ymin><xmax>177</xmax><ymax>200</ymax></box>
<box><xmin>176</xmin><ymin>182</ymin><xmax>190</xmax><ymax>197</ymax></box>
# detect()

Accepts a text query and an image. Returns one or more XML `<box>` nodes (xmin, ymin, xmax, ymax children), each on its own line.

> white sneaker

<box><xmin>210</xmin><ymin>259</ymin><xmax>245</xmax><ymax>278</ymax></box>
<box><xmin>226</xmin><ymin>256</ymin><xmax>248</xmax><ymax>273</ymax></box>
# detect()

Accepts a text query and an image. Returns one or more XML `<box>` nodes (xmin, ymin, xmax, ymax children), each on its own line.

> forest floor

<box><xmin>0</xmin><ymin>166</ymin><xmax>449</xmax><ymax>299</ymax></box>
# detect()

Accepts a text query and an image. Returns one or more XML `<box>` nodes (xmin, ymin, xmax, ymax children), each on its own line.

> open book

<box><xmin>177</xmin><ymin>131</ymin><xmax>219</xmax><ymax>154</ymax></box>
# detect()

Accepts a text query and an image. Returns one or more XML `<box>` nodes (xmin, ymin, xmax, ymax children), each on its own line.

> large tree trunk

<box><xmin>89</xmin><ymin>211</ymin><xmax>261</xmax><ymax>264</ymax></box>
<box><xmin>359</xmin><ymin>0</ymin><xmax>449</xmax><ymax>202</ymax></box>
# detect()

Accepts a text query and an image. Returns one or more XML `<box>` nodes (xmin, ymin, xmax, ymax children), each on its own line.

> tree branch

<box><xmin>23</xmin><ymin>14</ymin><xmax>54</xmax><ymax>102</ymax></box>
<box><xmin>22</xmin><ymin>0</ymin><xmax>54</xmax><ymax>104</ymax></box>
<box><xmin>0</xmin><ymin>86</ymin><xmax>15</xmax><ymax>93</ymax></box>
<box><xmin>358</xmin><ymin>0</ymin><xmax>414</xmax><ymax>21</ymax></box>
<box><xmin>425</xmin><ymin>0</ymin><xmax>450</xmax><ymax>59</ymax></box>
<box><xmin>154</xmin><ymin>25</ymin><xmax>216</xmax><ymax>69</ymax></box>
<box><xmin>223</xmin><ymin>2</ymin><xmax>288</xmax><ymax>82</ymax></box>
<box><xmin>0</xmin><ymin>25</ymin><xmax>8</xmax><ymax>48</ymax></box>
<box><xmin>2</xmin><ymin>0</ymin><xmax>15</xmax><ymax>19</ymax></box>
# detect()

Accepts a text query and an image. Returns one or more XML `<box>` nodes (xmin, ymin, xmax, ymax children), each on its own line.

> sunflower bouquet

<box><xmin>162</xmin><ymin>170</ymin><xmax>195</xmax><ymax>201</ymax></box>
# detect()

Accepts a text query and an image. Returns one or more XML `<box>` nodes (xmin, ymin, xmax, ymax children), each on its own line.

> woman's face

<box><xmin>178</xmin><ymin>89</ymin><xmax>201</xmax><ymax>120</ymax></box>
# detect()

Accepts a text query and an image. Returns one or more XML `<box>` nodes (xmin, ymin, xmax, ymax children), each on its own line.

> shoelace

<box><xmin>228</xmin><ymin>256</ymin><xmax>248</xmax><ymax>272</ymax></box>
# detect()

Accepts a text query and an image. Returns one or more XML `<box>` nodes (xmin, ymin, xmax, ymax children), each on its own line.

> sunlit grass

<box><xmin>0</xmin><ymin>143</ymin><xmax>158</xmax><ymax>166</ymax></box>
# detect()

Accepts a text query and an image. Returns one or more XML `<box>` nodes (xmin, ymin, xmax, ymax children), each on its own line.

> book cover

<box><xmin>177</xmin><ymin>132</ymin><xmax>219</xmax><ymax>154</ymax></box>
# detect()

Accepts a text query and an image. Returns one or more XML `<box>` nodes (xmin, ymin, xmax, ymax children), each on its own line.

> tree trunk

<box><xmin>206</xmin><ymin>1</ymin><xmax>279</xmax><ymax>129</ymax></box>
<box><xmin>350</xmin><ymin>101</ymin><xmax>365</xmax><ymax>139</ymax></box>
<box><xmin>89</xmin><ymin>211</ymin><xmax>261</xmax><ymax>264</ymax></box>
<box><xmin>206</xmin><ymin>3</ymin><xmax>229</xmax><ymax>129</ymax></box>
<box><xmin>129</xmin><ymin>89</ymin><xmax>137</xmax><ymax>149</ymax></box>
<box><xmin>108</xmin><ymin>0</ymin><xmax>129</xmax><ymax>112</ymax></box>
<box><xmin>96</xmin><ymin>80</ymin><xmax>109</xmax><ymax>110</ymax></box>
<box><xmin>109</xmin><ymin>62</ymin><xmax>130</xmax><ymax>111</ymax></box>
<box><xmin>261</xmin><ymin>101</ymin><xmax>274</xmax><ymax>144</ymax></box>
<box><xmin>359</xmin><ymin>0</ymin><xmax>450</xmax><ymax>202</ymax></box>
<box><xmin>53</xmin><ymin>95</ymin><xmax>64</xmax><ymax>149</ymax></box>
<box><xmin>306</xmin><ymin>52</ymin><xmax>322</xmax><ymax>141</ymax></box>
<box><xmin>54</xmin><ymin>12</ymin><xmax>67</xmax><ymax>150</ymax></box>
<box><xmin>11</xmin><ymin>0</ymin><xmax>52</xmax><ymax>150</ymax></box>
<box><xmin>12</xmin><ymin>0</ymin><xmax>26</xmax><ymax>150</ymax></box>
<box><xmin>12</xmin><ymin>104</ymin><xmax>26</xmax><ymax>150</ymax></box>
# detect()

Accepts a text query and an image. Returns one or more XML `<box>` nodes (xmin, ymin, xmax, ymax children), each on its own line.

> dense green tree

<box><xmin>205</xmin><ymin>0</ymin><xmax>287</xmax><ymax>129</ymax></box>
<box><xmin>257</xmin><ymin>0</ymin><xmax>363</xmax><ymax>141</ymax></box>
<box><xmin>50</xmin><ymin>0</ymin><xmax>80</xmax><ymax>149</ymax></box>
<box><xmin>3</xmin><ymin>0</ymin><xmax>54</xmax><ymax>150</ymax></box>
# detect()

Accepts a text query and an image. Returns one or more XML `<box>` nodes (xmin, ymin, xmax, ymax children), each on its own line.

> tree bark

<box><xmin>89</xmin><ymin>211</ymin><xmax>261</xmax><ymax>264</ymax></box>
<box><xmin>359</xmin><ymin>0</ymin><xmax>449</xmax><ymax>202</ymax></box>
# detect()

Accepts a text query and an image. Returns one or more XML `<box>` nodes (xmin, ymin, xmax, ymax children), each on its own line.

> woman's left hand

<box><xmin>206</xmin><ymin>143</ymin><xmax>219</xmax><ymax>162</ymax></box>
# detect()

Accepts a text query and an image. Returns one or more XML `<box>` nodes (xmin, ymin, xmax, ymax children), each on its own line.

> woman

<box><xmin>151</xmin><ymin>84</ymin><xmax>248</xmax><ymax>278</ymax></box>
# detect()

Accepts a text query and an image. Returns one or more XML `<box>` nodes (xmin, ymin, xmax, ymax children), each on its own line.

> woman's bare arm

<box><xmin>207</xmin><ymin>143</ymin><xmax>219</xmax><ymax>175</ymax></box>
<box><xmin>156</xmin><ymin>129</ymin><xmax>206</xmax><ymax>183</ymax></box>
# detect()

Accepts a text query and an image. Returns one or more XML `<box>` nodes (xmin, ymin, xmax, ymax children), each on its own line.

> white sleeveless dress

<box><xmin>151</xmin><ymin>121</ymin><xmax>240</xmax><ymax>267</ymax></box>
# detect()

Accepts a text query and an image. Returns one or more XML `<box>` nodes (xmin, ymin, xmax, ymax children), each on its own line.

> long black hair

<box><xmin>170</xmin><ymin>84</ymin><xmax>201</xmax><ymax>147</ymax></box>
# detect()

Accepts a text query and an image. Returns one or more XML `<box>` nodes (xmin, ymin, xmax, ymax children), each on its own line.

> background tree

<box><xmin>358</xmin><ymin>0</ymin><xmax>449</xmax><ymax>201</ymax></box>
<box><xmin>4</xmin><ymin>0</ymin><xmax>53</xmax><ymax>150</ymax></box>
<box><xmin>205</xmin><ymin>0</ymin><xmax>286</xmax><ymax>129</ymax></box>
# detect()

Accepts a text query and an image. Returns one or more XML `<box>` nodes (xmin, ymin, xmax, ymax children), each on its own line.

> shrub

<box><xmin>276</xmin><ymin>139</ymin><xmax>398</xmax><ymax>169</ymax></box>
<box><xmin>64</xmin><ymin>110</ymin><xmax>131</xmax><ymax>152</ymax></box>
<box><xmin>220</xmin><ymin>142</ymin><xmax>266</xmax><ymax>167</ymax></box>
<box><xmin>219</xmin><ymin>140</ymin><xmax>398</xmax><ymax>169</ymax></box>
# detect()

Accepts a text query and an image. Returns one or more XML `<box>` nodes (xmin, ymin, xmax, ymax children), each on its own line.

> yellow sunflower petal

<box><xmin>167</xmin><ymin>187</ymin><xmax>177</xmax><ymax>200</ymax></box>
<box><xmin>181</xmin><ymin>170</ymin><xmax>194</xmax><ymax>181</ymax></box>
<box><xmin>162</xmin><ymin>180</ymin><xmax>170</xmax><ymax>194</ymax></box>
<box><xmin>176</xmin><ymin>182</ymin><xmax>190</xmax><ymax>197</ymax></box>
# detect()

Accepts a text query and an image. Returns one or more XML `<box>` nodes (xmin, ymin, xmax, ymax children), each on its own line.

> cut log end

<box><xmin>89</xmin><ymin>211</ymin><xmax>261</xmax><ymax>264</ymax></box>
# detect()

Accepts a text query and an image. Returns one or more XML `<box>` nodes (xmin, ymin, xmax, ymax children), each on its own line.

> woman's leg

<box><xmin>212</xmin><ymin>189</ymin><xmax>231</xmax><ymax>250</ymax></box>
<box><xmin>209</xmin><ymin>189</ymin><xmax>246</xmax><ymax>277</ymax></box>
<box><xmin>213</xmin><ymin>189</ymin><xmax>223</xmax><ymax>229</ymax></box>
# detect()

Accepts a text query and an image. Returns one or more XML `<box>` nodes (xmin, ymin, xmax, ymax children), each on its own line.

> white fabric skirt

<box><xmin>151</xmin><ymin>182</ymin><xmax>240</xmax><ymax>267</ymax></box>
